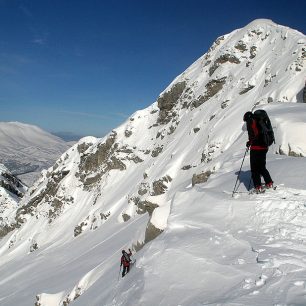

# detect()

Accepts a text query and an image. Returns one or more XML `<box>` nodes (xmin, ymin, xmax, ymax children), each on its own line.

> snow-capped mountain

<box><xmin>0</xmin><ymin>122</ymin><xmax>71</xmax><ymax>186</ymax></box>
<box><xmin>0</xmin><ymin>19</ymin><xmax>305</xmax><ymax>306</ymax></box>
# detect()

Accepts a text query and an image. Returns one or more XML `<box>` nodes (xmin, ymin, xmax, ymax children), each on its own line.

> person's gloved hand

<box><xmin>246</xmin><ymin>141</ymin><xmax>251</xmax><ymax>147</ymax></box>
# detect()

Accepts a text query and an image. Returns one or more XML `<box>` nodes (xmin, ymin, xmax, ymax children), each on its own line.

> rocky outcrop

<box><xmin>235</xmin><ymin>41</ymin><xmax>248</xmax><ymax>52</ymax></box>
<box><xmin>192</xmin><ymin>171</ymin><xmax>212</xmax><ymax>186</ymax></box>
<box><xmin>250</xmin><ymin>46</ymin><xmax>257</xmax><ymax>59</ymax></box>
<box><xmin>239</xmin><ymin>84</ymin><xmax>255</xmax><ymax>95</ymax></box>
<box><xmin>78</xmin><ymin>132</ymin><xmax>126</xmax><ymax>187</ymax></box>
<box><xmin>279</xmin><ymin>145</ymin><xmax>305</xmax><ymax>158</ymax></box>
<box><xmin>144</xmin><ymin>222</ymin><xmax>163</xmax><ymax>244</ymax></box>
<box><xmin>79</xmin><ymin>133</ymin><xmax>117</xmax><ymax>173</ymax></box>
<box><xmin>16</xmin><ymin>169</ymin><xmax>70</xmax><ymax>221</ymax></box>
<box><xmin>0</xmin><ymin>180</ymin><xmax>23</xmax><ymax>198</ymax></box>
<box><xmin>209</xmin><ymin>55</ymin><xmax>240</xmax><ymax>76</ymax></box>
<box><xmin>74</xmin><ymin>211</ymin><xmax>111</xmax><ymax>237</ymax></box>
<box><xmin>152</xmin><ymin>175</ymin><xmax>172</xmax><ymax>196</ymax></box>
<box><xmin>77</xmin><ymin>141</ymin><xmax>93</xmax><ymax>154</ymax></box>
<box><xmin>136</xmin><ymin>200</ymin><xmax>159</xmax><ymax>216</ymax></box>
<box><xmin>0</xmin><ymin>172</ymin><xmax>24</xmax><ymax>198</ymax></box>
<box><xmin>0</xmin><ymin>224</ymin><xmax>19</xmax><ymax>239</ymax></box>
<box><xmin>193</xmin><ymin>77</ymin><xmax>227</xmax><ymax>108</ymax></box>
<box><xmin>151</xmin><ymin>146</ymin><xmax>163</xmax><ymax>157</ymax></box>
<box><xmin>157</xmin><ymin>81</ymin><xmax>186</xmax><ymax>124</ymax></box>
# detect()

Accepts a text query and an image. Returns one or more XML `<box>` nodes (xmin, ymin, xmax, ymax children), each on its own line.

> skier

<box><xmin>120</xmin><ymin>249</ymin><xmax>132</xmax><ymax>277</ymax></box>
<box><xmin>243</xmin><ymin>111</ymin><xmax>273</xmax><ymax>193</ymax></box>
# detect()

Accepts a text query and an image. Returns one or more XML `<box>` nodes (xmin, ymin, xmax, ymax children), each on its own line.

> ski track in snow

<box><xmin>216</xmin><ymin>187</ymin><xmax>306</xmax><ymax>305</ymax></box>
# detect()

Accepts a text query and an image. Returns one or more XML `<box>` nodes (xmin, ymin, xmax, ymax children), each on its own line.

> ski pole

<box><xmin>232</xmin><ymin>147</ymin><xmax>249</xmax><ymax>197</ymax></box>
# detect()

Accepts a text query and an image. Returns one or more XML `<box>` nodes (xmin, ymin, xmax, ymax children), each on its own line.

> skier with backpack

<box><xmin>243</xmin><ymin>109</ymin><xmax>274</xmax><ymax>193</ymax></box>
<box><xmin>120</xmin><ymin>249</ymin><xmax>132</xmax><ymax>277</ymax></box>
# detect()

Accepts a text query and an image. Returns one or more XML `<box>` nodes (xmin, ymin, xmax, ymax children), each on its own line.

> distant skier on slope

<box><xmin>120</xmin><ymin>249</ymin><xmax>132</xmax><ymax>277</ymax></box>
<box><xmin>243</xmin><ymin>110</ymin><xmax>274</xmax><ymax>193</ymax></box>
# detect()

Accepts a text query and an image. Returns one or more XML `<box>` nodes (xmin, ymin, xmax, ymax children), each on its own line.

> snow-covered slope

<box><xmin>0</xmin><ymin>19</ymin><xmax>305</xmax><ymax>306</ymax></box>
<box><xmin>0</xmin><ymin>122</ymin><xmax>71</xmax><ymax>186</ymax></box>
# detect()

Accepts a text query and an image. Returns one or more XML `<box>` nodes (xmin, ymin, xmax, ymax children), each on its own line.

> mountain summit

<box><xmin>0</xmin><ymin>20</ymin><xmax>305</xmax><ymax>306</ymax></box>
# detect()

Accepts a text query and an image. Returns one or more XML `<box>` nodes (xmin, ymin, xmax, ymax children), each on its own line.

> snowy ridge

<box><xmin>0</xmin><ymin>19</ymin><xmax>305</xmax><ymax>306</ymax></box>
<box><xmin>0</xmin><ymin>121</ymin><xmax>71</xmax><ymax>186</ymax></box>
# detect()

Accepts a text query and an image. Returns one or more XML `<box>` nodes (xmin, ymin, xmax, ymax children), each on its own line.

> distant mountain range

<box><xmin>51</xmin><ymin>131</ymin><xmax>85</xmax><ymax>142</ymax></box>
<box><xmin>0</xmin><ymin>122</ymin><xmax>71</xmax><ymax>186</ymax></box>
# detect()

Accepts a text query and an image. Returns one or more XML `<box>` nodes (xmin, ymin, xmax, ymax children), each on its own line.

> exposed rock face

<box><xmin>279</xmin><ymin>145</ymin><xmax>305</xmax><ymax>158</ymax></box>
<box><xmin>77</xmin><ymin>142</ymin><xmax>92</xmax><ymax>154</ymax></box>
<box><xmin>122</xmin><ymin>213</ymin><xmax>131</xmax><ymax>222</ymax></box>
<box><xmin>0</xmin><ymin>166</ymin><xmax>26</xmax><ymax>238</ymax></box>
<box><xmin>79</xmin><ymin>133</ymin><xmax>117</xmax><ymax>173</ymax></box>
<box><xmin>136</xmin><ymin>200</ymin><xmax>159</xmax><ymax>216</ymax></box>
<box><xmin>192</xmin><ymin>171</ymin><xmax>212</xmax><ymax>186</ymax></box>
<box><xmin>192</xmin><ymin>77</ymin><xmax>227</xmax><ymax>108</ymax></box>
<box><xmin>16</xmin><ymin>169</ymin><xmax>70</xmax><ymax>222</ymax></box>
<box><xmin>79</xmin><ymin>133</ymin><xmax>126</xmax><ymax>186</ymax></box>
<box><xmin>144</xmin><ymin>222</ymin><xmax>163</xmax><ymax>244</ymax></box>
<box><xmin>125</xmin><ymin>130</ymin><xmax>133</xmax><ymax>137</ymax></box>
<box><xmin>0</xmin><ymin>168</ymin><xmax>25</xmax><ymax>197</ymax></box>
<box><xmin>151</xmin><ymin>146</ymin><xmax>163</xmax><ymax>157</ymax></box>
<box><xmin>152</xmin><ymin>175</ymin><xmax>172</xmax><ymax>196</ymax></box>
<box><xmin>0</xmin><ymin>224</ymin><xmax>19</xmax><ymax>239</ymax></box>
<box><xmin>250</xmin><ymin>46</ymin><xmax>257</xmax><ymax>59</ymax></box>
<box><xmin>138</xmin><ymin>182</ymin><xmax>149</xmax><ymax>195</ymax></box>
<box><xmin>0</xmin><ymin>175</ymin><xmax>23</xmax><ymax>198</ymax></box>
<box><xmin>209</xmin><ymin>54</ymin><xmax>240</xmax><ymax>76</ymax></box>
<box><xmin>235</xmin><ymin>41</ymin><xmax>248</xmax><ymax>52</ymax></box>
<box><xmin>221</xmin><ymin>100</ymin><xmax>230</xmax><ymax>109</ymax></box>
<box><xmin>239</xmin><ymin>84</ymin><xmax>255</xmax><ymax>95</ymax></box>
<box><xmin>73</xmin><ymin>211</ymin><xmax>111</xmax><ymax>237</ymax></box>
<box><xmin>157</xmin><ymin>81</ymin><xmax>186</xmax><ymax>124</ymax></box>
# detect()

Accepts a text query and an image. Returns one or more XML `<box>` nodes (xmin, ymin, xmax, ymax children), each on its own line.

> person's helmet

<box><xmin>122</xmin><ymin>250</ymin><xmax>125</xmax><ymax>254</ymax></box>
<box><xmin>243</xmin><ymin>111</ymin><xmax>253</xmax><ymax>122</ymax></box>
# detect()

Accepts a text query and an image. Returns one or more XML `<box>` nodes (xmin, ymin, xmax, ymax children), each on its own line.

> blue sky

<box><xmin>0</xmin><ymin>0</ymin><xmax>305</xmax><ymax>138</ymax></box>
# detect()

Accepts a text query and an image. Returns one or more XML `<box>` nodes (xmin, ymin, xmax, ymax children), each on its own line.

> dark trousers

<box><xmin>122</xmin><ymin>265</ymin><xmax>130</xmax><ymax>277</ymax></box>
<box><xmin>250</xmin><ymin>149</ymin><xmax>273</xmax><ymax>188</ymax></box>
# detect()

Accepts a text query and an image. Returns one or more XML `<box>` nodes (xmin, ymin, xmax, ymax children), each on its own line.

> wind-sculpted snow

<box><xmin>0</xmin><ymin>19</ymin><xmax>305</xmax><ymax>306</ymax></box>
